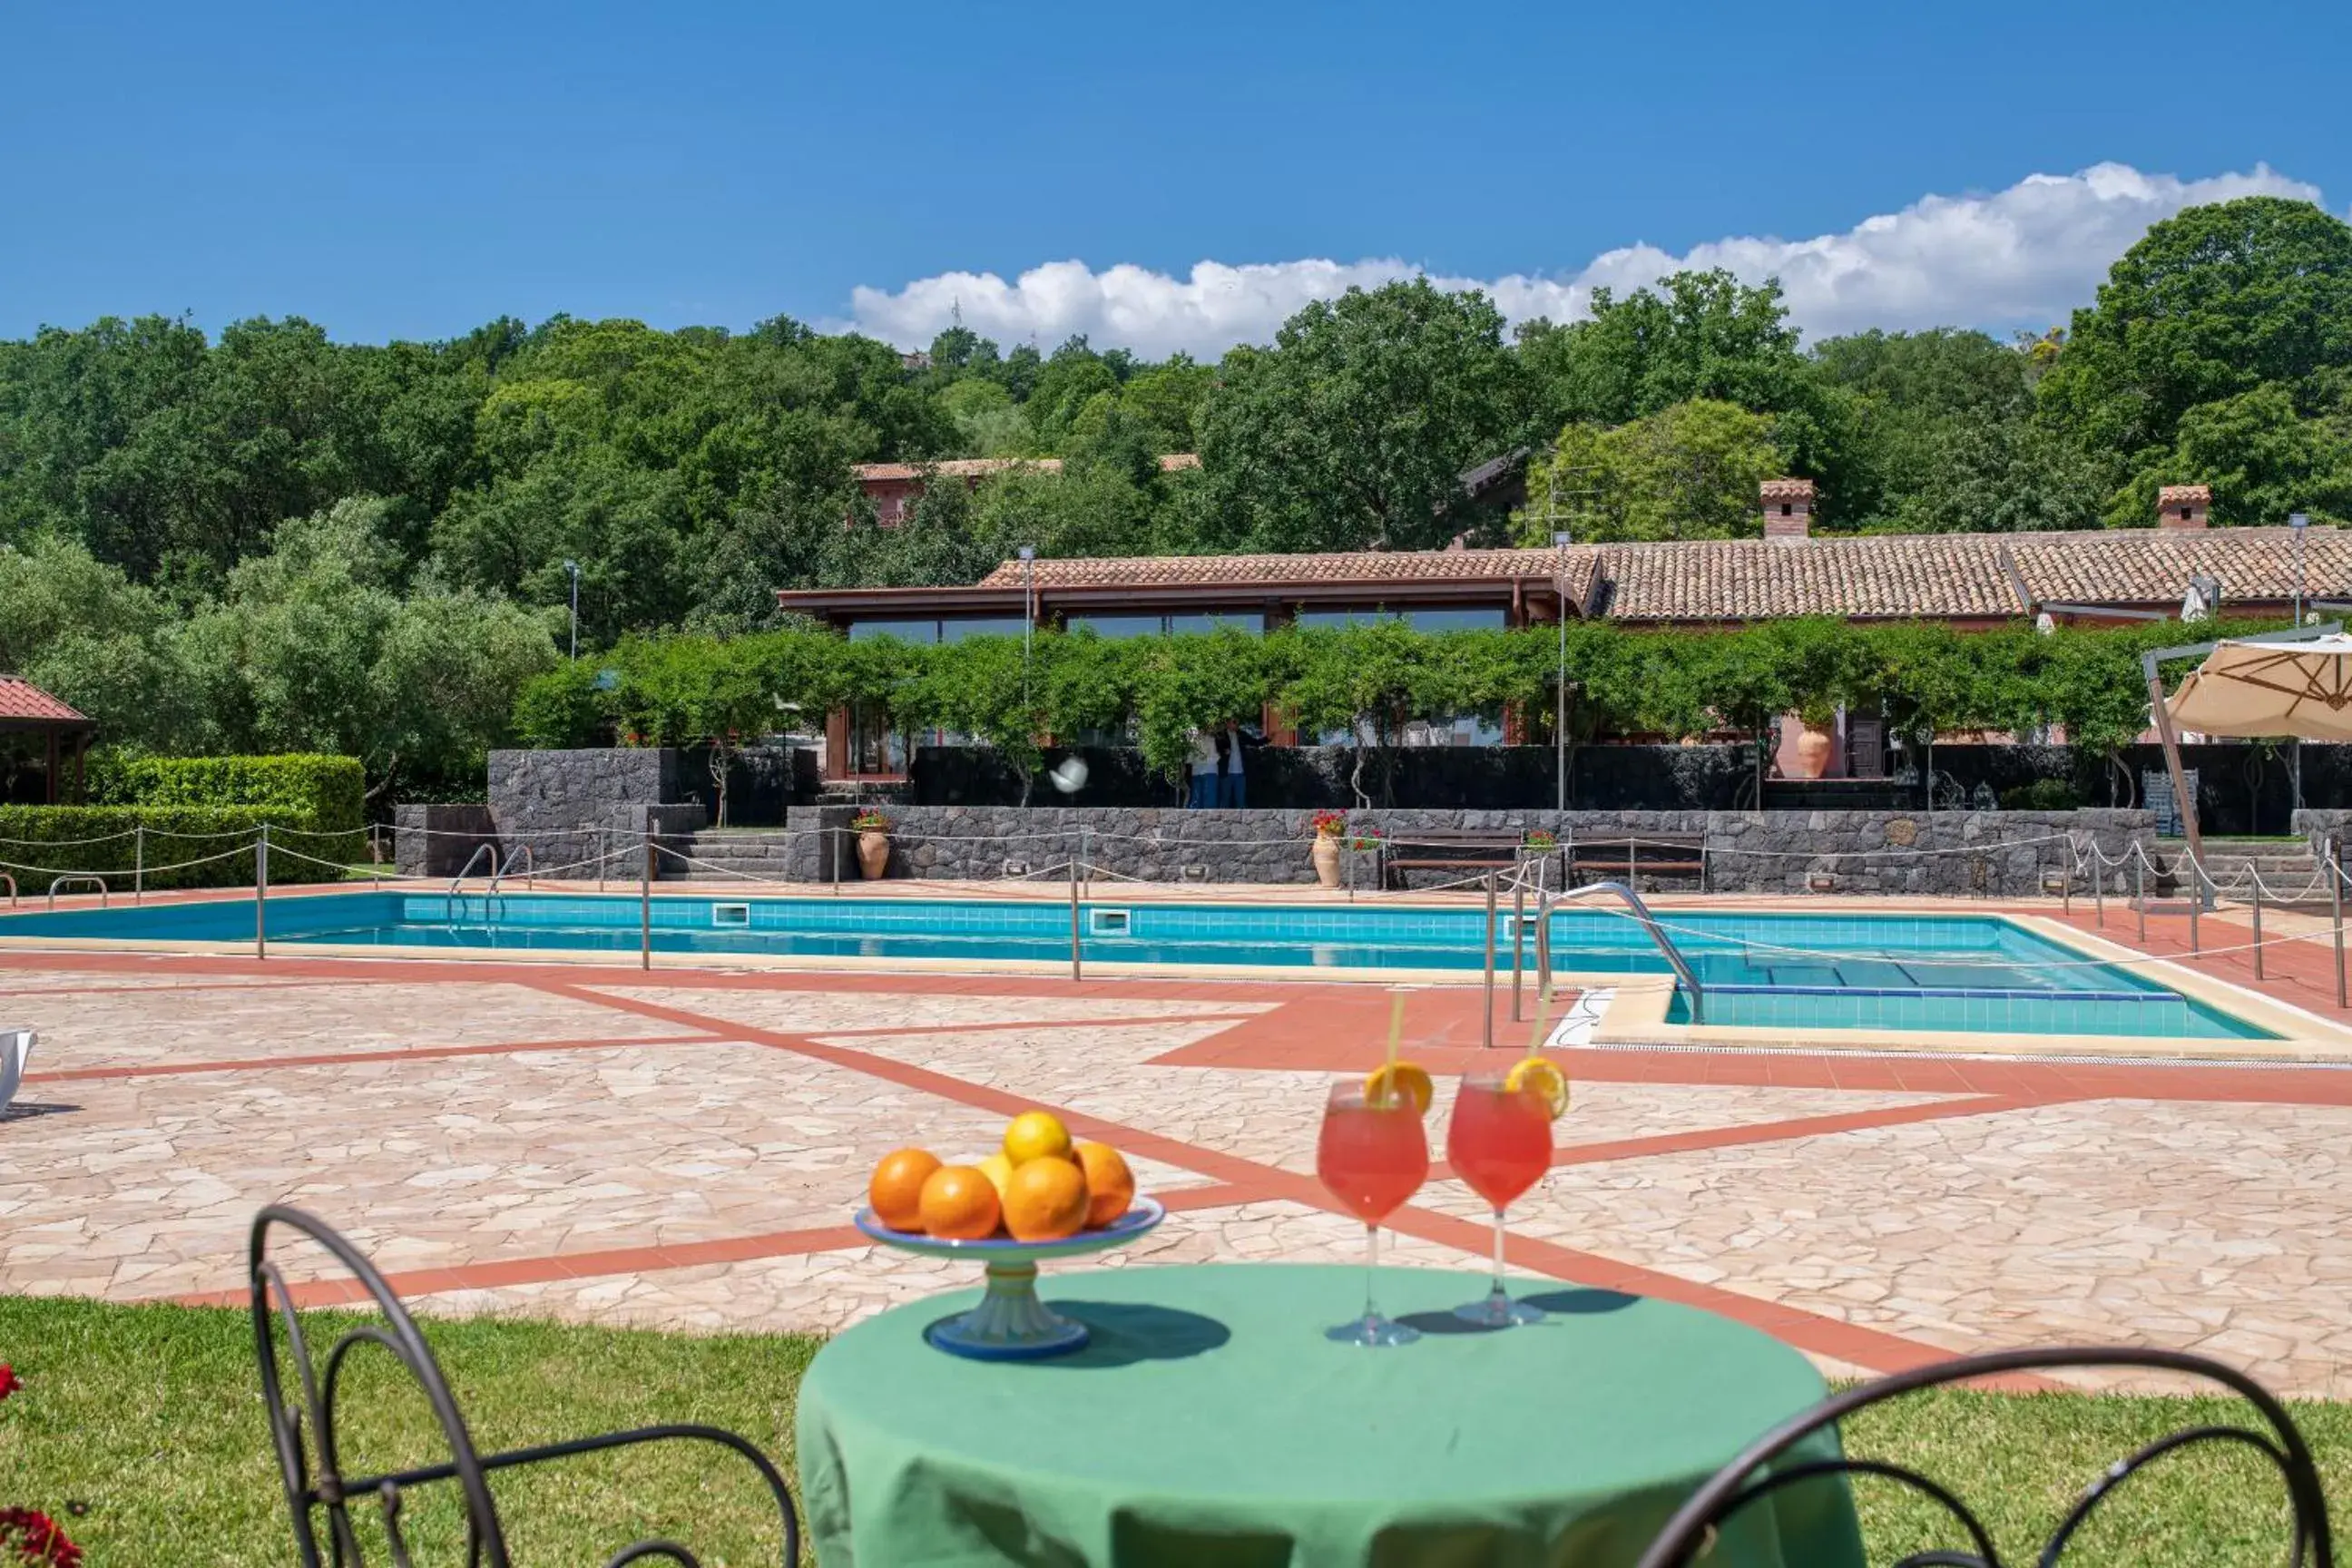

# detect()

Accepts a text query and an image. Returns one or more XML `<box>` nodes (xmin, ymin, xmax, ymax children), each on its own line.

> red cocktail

<box><xmin>1446</xmin><ymin>1072</ymin><xmax>1555</xmax><ymax>1328</ymax></box>
<box><xmin>1446</xmin><ymin>1077</ymin><xmax>1552</xmax><ymax>1210</ymax></box>
<box><xmin>1316</xmin><ymin>1081</ymin><xmax>1429</xmax><ymax>1347</ymax></box>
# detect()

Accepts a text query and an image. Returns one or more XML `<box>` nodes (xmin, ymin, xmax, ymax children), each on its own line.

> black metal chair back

<box><xmin>250</xmin><ymin>1204</ymin><xmax>799</xmax><ymax>1567</ymax></box>
<box><xmin>1636</xmin><ymin>1346</ymin><xmax>2331</xmax><ymax>1568</ymax></box>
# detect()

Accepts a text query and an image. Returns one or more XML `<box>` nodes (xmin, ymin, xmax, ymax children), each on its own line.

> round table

<box><xmin>796</xmin><ymin>1263</ymin><xmax>1864</xmax><ymax>1567</ymax></box>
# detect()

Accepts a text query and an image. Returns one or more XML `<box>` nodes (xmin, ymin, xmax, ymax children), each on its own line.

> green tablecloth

<box><xmin>796</xmin><ymin>1263</ymin><xmax>1863</xmax><ymax>1567</ymax></box>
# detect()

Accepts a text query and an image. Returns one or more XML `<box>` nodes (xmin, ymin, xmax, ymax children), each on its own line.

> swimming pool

<box><xmin>0</xmin><ymin>890</ymin><xmax>2271</xmax><ymax>1041</ymax></box>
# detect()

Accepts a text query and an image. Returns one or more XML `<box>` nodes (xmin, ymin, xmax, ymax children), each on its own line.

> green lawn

<box><xmin>1</xmin><ymin>1296</ymin><xmax>2340</xmax><ymax>1565</ymax></box>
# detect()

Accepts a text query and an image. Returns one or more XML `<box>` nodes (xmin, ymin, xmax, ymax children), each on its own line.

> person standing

<box><xmin>1221</xmin><ymin>720</ymin><xmax>1248</xmax><ymax>809</ymax></box>
<box><xmin>1186</xmin><ymin>728</ymin><xmax>1220</xmax><ymax>809</ymax></box>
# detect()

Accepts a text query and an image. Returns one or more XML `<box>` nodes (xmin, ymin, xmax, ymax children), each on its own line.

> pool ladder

<box><xmin>446</xmin><ymin>843</ymin><xmax>500</xmax><ymax>922</ymax></box>
<box><xmin>1530</xmin><ymin>878</ymin><xmax>1705</xmax><ymax>1025</ymax></box>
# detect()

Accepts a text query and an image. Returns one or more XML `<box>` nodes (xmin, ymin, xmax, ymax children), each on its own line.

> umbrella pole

<box><xmin>2142</xmin><ymin>652</ymin><xmax>2206</xmax><ymax>902</ymax></box>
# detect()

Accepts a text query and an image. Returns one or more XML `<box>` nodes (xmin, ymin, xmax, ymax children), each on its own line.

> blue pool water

<box><xmin>0</xmin><ymin>891</ymin><xmax>2270</xmax><ymax>1041</ymax></box>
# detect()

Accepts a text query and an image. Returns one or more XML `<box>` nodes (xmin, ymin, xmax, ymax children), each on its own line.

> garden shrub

<box><xmin>84</xmin><ymin>753</ymin><xmax>364</xmax><ymax>832</ymax></box>
<box><xmin>1998</xmin><ymin>779</ymin><xmax>2083</xmax><ymax>811</ymax></box>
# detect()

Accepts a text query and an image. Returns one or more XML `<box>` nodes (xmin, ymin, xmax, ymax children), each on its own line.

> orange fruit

<box><xmin>1073</xmin><ymin>1142</ymin><xmax>1135</xmax><ymax>1229</ymax></box>
<box><xmin>868</xmin><ymin>1147</ymin><xmax>942</xmax><ymax>1231</ymax></box>
<box><xmin>1003</xmin><ymin>1110</ymin><xmax>1073</xmax><ymax>1166</ymax></box>
<box><xmin>1000</xmin><ymin>1154</ymin><xmax>1090</xmax><ymax>1242</ymax></box>
<box><xmin>917</xmin><ymin>1164</ymin><xmax>1003</xmax><ymax>1240</ymax></box>
<box><xmin>1364</xmin><ymin>1061</ymin><xmax>1434</xmax><ymax>1116</ymax></box>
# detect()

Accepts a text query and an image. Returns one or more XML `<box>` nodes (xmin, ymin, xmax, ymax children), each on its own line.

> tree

<box><xmin>2130</xmin><ymin>385</ymin><xmax>2352</xmax><ymax>527</ymax></box>
<box><xmin>0</xmin><ymin>533</ymin><xmax>205</xmax><ymax>754</ymax></box>
<box><xmin>2038</xmin><ymin>198</ymin><xmax>2352</xmax><ymax>475</ymax></box>
<box><xmin>1197</xmin><ymin>279</ymin><xmax>1528</xmax><ymax>553</ymax></box>
<box><xmin>1518</xmin><ymin>399</ymin><xmax>1788</xmax><ymax>542</ymax></box>
<box><xmin>1520</xmin><ymin>270</ymin><xmax>1808</xmax><ymax>429</ymax></box>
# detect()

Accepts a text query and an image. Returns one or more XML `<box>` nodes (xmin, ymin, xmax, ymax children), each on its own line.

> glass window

<box><xmin>1400</xmin><ymin>607</ymin><xmax>1505</xmax><ymax>633</ymax></box>
<box><xmin>1068</xmin><ymin>613</ymin><xmax>1165</xmax><ymax>640</ymax></box>
<box><xmin>1292</xmin><ymin>606</ymin><xmax>1505</xmax><ymax>632</ymax></box>
<box><xmin>938</xmin><ymin>615</ymin><xmax>1031</xmax><ymax>642</ymax></box>
<box><xmin>1166</xmin><ymin>612</ymin><xmax>1264</xmax><ymax>636</ymax></box>
<box><xmin>848</xmin><ymin>618</ymin><xmax>940</xmax><ymax>644</ymax></box>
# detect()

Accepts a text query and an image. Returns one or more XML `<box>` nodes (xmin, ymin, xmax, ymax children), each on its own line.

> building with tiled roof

<box><xmin>0</xmin><ymin>676</ymin><xmax>95</xmax><ymax>802</ymax></box>
<box><xmin>777</xmin><ymin>480</ymin><xmax>2351</xmax><ymax>779</ymax></box>
<box><xmin>852</xmin><ymin>455</ymin><xmax>1200</xmax><ymax>524</ymax></box>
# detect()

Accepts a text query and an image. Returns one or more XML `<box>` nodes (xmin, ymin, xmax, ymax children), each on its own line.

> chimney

<box><xmin>2157</xmin><ymin>484</ymin><xmax>2210</xmax><ymax>530</ymax></box>
<box><xmin>1760</xmin><ymin>478</ymin><xmax>1814</xmax><ymax>540</ymax></box>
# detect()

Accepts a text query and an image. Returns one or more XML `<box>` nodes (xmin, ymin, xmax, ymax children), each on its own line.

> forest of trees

<box><xmin>3</xmin><ymin>194</ymin><xmax>2351</xmax><ymax>792</ymax></box>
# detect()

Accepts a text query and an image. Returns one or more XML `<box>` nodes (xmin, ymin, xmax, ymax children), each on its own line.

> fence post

<box><xmin>2334</xmin><ymin>839</ymin><xmax>2347</xmax><ymax>1010</ymax></box>
<box><xmin>2251</xmin><ymin>875</ymin><xmax>2265</xmax><ymax>981</ymax></box>
<box><xmin>641</xmin><ymin>831</ymin><xmax>654</xmax><ymax>972</ymax></box>
<box><xmin>255</xmin><ymin>824</ymin><xmax>269</xmax><ymax>961</ymax></box>
<box><xmin>2188</xmin><ymin>853</ymin><xmax>2200</xmax><ymax>955</ymax></box>
<box><xmin>133</xmin><ymin>824</ymin><xmax>144</xmax><ymax>906</ymax></box>
<box><xmin>1069</xmin><ymin>857</ymin><xmax>1083</xmax><ymax>984</ymax></box>
<box><xmin>2135</xmin><ymin>856</ymin><xmax>2146</xmax><ymax>945</ymax></box>
<box><xmin>1482</xmin><ymin>870</ymin><xmax>1497</xmax><ymax>1050</ymax></box>
<box><xmin>1510</xmin><ymin>872</ymin><xmax>1525</xmax><ymax>1023</ymax></box>
<box><xmin>597</xmin><ymin>827</ymin><xmax>607</xmax><ymax>894</ymax></box>
<box><xmin>1535</xmin><ymin>896</ymin><xmax>1553</xmax><ymax>1008</ymax></box>
<box><xmin>2093</xmin><ymin>846</ymin><xmax>2104</xmax><ymax>926</ymax></box>
<box><xmin>833</xmin><ymin>824</ymin><xmax>843</xmax><ymax>896</ymax></box>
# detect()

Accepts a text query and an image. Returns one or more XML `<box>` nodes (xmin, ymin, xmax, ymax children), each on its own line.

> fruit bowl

<box><xmin>854</xmin><ymin>1197</ymin><xmax>1167</xmax><ymax>1360</ymax></box>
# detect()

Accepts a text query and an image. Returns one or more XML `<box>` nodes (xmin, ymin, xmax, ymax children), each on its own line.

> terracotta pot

<box><xmin>1791</xmin><ymin>723</ymin><xmax>1835</xmax><ymax>780</ymax></box>
<box><xmin>857</xmin><ymin>829</ymin><xmax>890</xmax><ymax>880</ymax></box>
<box><xmin>1310</xmin><ymin>835</ymin><xmax>1342</xmax><ymax>888</ymax></box>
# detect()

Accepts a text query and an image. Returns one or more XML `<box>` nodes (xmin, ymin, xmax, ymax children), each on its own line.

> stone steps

<box><xmin>658</xmin><ymin>830</ymin><xmax>811</xmax><ymax>883</ymax></box>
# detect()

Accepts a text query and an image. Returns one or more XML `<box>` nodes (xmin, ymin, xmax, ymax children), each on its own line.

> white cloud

<box><xmin>846</xmin><ymin>162</ymin><xmax>2327</xmax><ymax>357</ymax></box>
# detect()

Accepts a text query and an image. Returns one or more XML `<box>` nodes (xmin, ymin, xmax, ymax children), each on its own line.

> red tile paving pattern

<box><xmin>1</xmin><ymin>940</ymin><xmax>2346</xmax><ymax>1394</ymax></box>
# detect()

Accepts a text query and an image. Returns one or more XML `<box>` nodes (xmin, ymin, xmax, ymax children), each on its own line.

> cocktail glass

<box><xmin>1315</xmin><ymin>1079</ymin><xmax>1430</xmax><ymax>1347</ymax></box>
<box><xmin>1446</xmin><ymin>1071</ymin><xmax>1553</xmax><ymax>1327</ymax></box>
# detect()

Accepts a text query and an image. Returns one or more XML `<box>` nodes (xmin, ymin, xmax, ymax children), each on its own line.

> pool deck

<box><xmin>5</xmin><ymin>884</ymin><xmax>2351</xmax><ymax>1397</ymax></box>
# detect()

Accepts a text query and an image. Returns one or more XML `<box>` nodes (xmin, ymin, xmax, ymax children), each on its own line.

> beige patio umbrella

<box><xmin>2162</xmin><ymin>634</ymin><xmax>2352</xmax><ymax>740</ymax></box>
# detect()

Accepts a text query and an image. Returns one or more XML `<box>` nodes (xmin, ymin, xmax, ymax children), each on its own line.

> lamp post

<box><xmin>563</xmin><ymin>559</ymin><xmax>581</xmax><ymax>662</ymax></box>
<box><xmin>2293</xmin><ymin>512</ymin><xmax>2309</xmax><ymax>813</ymax></box>
<box><xmin>1017</xmin><ymin>545</ymin><xmax>1036</xmax><ymax>706</ymax></box>
<box><xmin>1553</xmin><ymin>530</ymin><xmax>1572</xmax><ymax>812</ymax></box>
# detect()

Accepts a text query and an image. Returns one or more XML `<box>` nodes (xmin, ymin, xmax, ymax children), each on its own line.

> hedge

<box><xmin>84</xmin><ymin>754</ymin><xmax>365</xmax><ymax>833</ymax></box>
<box><xmin>0</xmin><ymin>808</ymin><xmax>363</xmax><ymax>891</ymax></box>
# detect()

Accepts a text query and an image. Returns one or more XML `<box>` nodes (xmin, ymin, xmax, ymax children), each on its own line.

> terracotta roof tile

<box><xmin>2157</xmin><ymin>485</ymin><xmax>2213</xmax><ymax>505</ymax></box>
<box><xmin>1758</xmin><ymin>478</ymin><xmax>1817</xmax><ymax>500</ymax></box>
<box><xmin>2009</xmin><ymin>527</ymin><xmax>2352</xmax><ymax>605</ymax></box>
<box><xmin>1596</xmin><ymin>535</ymin><xmax>2020</xmax><ymax>621</ymax></box>
<box><xmin>854</xmin><ymin>454</ymin><xmax>1198</xmax><ymax>485</ymax></box>
<box><xmin>980</xmin><ymin>547</ymin><xmax>1602</xmax><ymax>604</ymax></box>
<box><xmin>0</xmin><ymin>677</ymin><xmax>88</xmax><ymax>724</ymax></box>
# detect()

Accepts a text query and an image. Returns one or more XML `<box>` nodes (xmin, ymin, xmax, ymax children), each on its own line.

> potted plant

<box><xmin>1523</xmin><ymin>828</ymin><xmax>1558</xmax><ymax>854</ymax></box>
<box><xmin>851</xmin><ymin>809</ymin><xmax>892</xmax><ymax>880</ymax></box>
<box><xmin>1308</xmin><ymin>809</ymin><xmax>1347</xmax><ymax>887</ymax></box>
<box><xmin>1790</xmin><ymin>707</ymin><xmax>1836</xmax><ymax>780</ymax></box>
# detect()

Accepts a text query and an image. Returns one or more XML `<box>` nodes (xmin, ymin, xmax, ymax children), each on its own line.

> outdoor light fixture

<box><xmin>563</xmin><ymin>559</ymin><xmax>582</xmax><ymax>661</ymax></box>
<box><xmin>1018</xmin><ymin>546</ymin><xmax>1037</xmax><ymax>704</ymax></box>
<box><xmin>2293</xmin><ymin>513</ymin><xmax>2310</xmax><ymax>810</ymax></box>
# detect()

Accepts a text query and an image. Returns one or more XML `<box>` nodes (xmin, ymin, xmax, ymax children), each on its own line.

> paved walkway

<box><xmin>3</xmin><ymin>930</ymin><xmax>2347</xmax><ymax>1397</ymax></box>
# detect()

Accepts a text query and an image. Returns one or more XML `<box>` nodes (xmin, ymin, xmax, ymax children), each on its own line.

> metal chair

<box><xmin>249</xmin><ymin>1205</ymin><xmax>800</xmax><ymax>1568</ymax></box>
<box><xmin>1635</xmin><ymin>1346</ymin><xmax>2332</xmax><ymax>1568</ymax></box>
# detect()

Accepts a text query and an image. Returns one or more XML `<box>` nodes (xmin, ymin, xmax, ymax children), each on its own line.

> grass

<box><xmin>2</xmin><ymin>1296</ymin><xmax>2343</xmax><ymax>1565</ymax></box>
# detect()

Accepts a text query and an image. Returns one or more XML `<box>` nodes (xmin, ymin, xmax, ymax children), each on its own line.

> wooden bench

<box><xmin>1378</xmin><ymin>828</ymin><xmax>1541</xmax><ymax>889</ymax></box>
<box><xmin>1568</xmin><ymin>833</ymin><xmax>1709</xmax><ymax>889</ymax></box>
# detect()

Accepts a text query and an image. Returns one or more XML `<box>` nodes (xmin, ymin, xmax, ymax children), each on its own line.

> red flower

<box><xmin>0</xmin><ymin>1365</ymin><xmax>16</xmax><ymax>1402</ymax></box>
<box><xmin>0</xmin><ymin>1509</ymin><xmax>81</xmax><ymax>1568</ymax></box>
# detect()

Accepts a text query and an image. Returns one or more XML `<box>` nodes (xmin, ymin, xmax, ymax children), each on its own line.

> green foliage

<box><xmin>1197</xmin><ymin>279</ymin><xmax>1531</xmax><ymax>551</ymax></box>
<box><xmin>86</xmin><ymin>753</ymin><xmax>365</xmax><ymax>831</ymax></box>
<box><xmin>0</xmin><ymin>807</ymin><xmax>357</xmax><ymax>887</ymax></box>
<box><xmin>1521</xmin><ymin>399</ymin><xmax>1788</xmax><ymax>541</ymax></box>
<box><xmin>2000</xmin><ymin>779</ymin><xmax>2082</xmax><ymax>810</ymax></box>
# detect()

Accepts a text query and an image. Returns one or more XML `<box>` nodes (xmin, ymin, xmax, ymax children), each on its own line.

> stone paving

<box><xmin>4</xmin><ymin>938</ymin><xmax>2351</xmax><ymax>1398</ymax></box>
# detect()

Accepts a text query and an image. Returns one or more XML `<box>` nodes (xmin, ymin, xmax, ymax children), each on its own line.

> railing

<box><xmin>446</xmin><ymin>843</ymin><xmax>499</xmax><ymax>920</ymax></box>
<box><xmin>48</xmin><ymin>874</ymin><xmax>110</xmax><ymax>909</ymax></box>
<box><xmin>487</xmin><ymin>845</ymin><xmax>534</xmax><ymax>896</ymax></box>
<box><xmin>1538</xmin><ymin>877</ymin><xmax>1706</xmax><ymax>1024</ymax></box>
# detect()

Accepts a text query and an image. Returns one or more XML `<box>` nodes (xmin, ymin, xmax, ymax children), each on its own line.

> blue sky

<box><xmin>5</xmin><ymin>0</ymin><xmax>2347</xmax><ymax>353</ymax></box>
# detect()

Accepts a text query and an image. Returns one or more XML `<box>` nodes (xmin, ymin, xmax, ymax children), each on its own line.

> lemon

<box><xmin>1504</xmin><ymin>1057</ymin><xmax>1569</xmax><ymax>1120</ymax></box>
<box><xmin>1003</xmin><ymin>1109</ymin><xmax>1074</xmax><ymax>1166</ymax></box>
<box><xmin>1363</xmin><ymin>1061</ymin><xmax>1434</xmax><ymax>1116</ymax></box>
<box><xmin>975</xmin><ymin>1152</ymin><xmax>1015</xmax><ymax>1200</ymax></box>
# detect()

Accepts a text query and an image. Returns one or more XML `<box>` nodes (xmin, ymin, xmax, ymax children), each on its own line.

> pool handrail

<box><xmin>486</xmin><ymin>844</ymin><xmax>534</xmax><ymax>896</ymax></box>
<box><xmin>446</xmin><ymin>843</ymin><xmax>499</xmax><ymax>920</ymax></box>
<box><xmin>48</xmin><ymin>873</ymin><xmax>110</xmax><ymax>909</ymax></box>
<box><xmin>1541</xmin><ymin>878</ymin><xmax>1705</xmax><ymax>1024</ymax></box>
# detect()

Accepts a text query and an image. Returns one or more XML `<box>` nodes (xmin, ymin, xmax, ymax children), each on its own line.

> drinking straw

<box><xmin>1387</xmin><ymin>988</ymin><xmax>1406</xmax><ymax>1073</ymax></box>
<box><xmin>1526</xmin><ymin>988</ymin><xmax>1553</xmax><ymax>1057</ymax></box>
